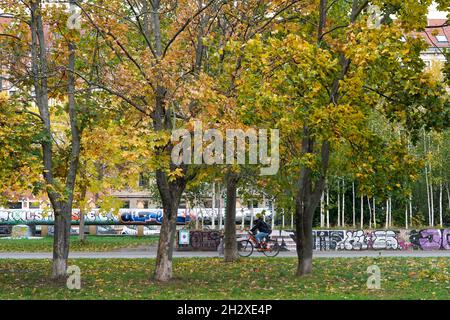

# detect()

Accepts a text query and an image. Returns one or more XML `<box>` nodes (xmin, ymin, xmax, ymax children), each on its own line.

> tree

<box><xmin>0</xmin><ymin>0</ymin><xmax>109</xmax><ymax>279</ymax></box>
<box><xmin>77</xmin><ymin>0</ymin><xmax>223</xmax><ymax>281</ymax></box>
<box><xmin>238</xmin><ymin>0</ymin><xmax>448</xmax><ymax>275</ymax></box>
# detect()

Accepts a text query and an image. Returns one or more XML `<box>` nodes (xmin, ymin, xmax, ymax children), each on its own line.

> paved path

<box><xmin>0</xmin><ymin>250</ymin><xmax>449</xmax><ymax>259</ymax></box>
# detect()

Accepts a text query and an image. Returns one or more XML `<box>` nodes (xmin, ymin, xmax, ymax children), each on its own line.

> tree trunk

<box><xmin>212</xmin><ymin>182</ymin><xmax>216</xmax><ymax>228</ymax></box>
<box><xmin>52</xmin><ymin>205</ymin><xmax>71</xmax><ymax>280</ymax></box>
<box><xmin>154</xmin><ymin>168</ymin><xmax>185</xmax><ymax>282</ymax></box>
<box><xmin>373</xmin><ymin>197</ymin><xmax>376</xmax><ymax>228</ymax></box>
<box><xmin>249</xmin><ymin>199</ymin><xmax>254</xmax><ymax>229</ymax></box>
<box><xmin>360</xmin><ymin>194</ymin><xmax>364</xmax><ymax>229</ymax></box>
<box><xmin>385</xmin><ymin>199</ymin><xmax>389</xmax><ymax>229</ymax></box>
<box><xmin>218</xmin><ymin>183</ymin><xmax>223</xmax><ymax>229</ymax></box>
<box><xmin>367</xmin><ymin>196</ymin><xmax>372</xmax><ymax>229</ymax></box>
<box><xmin>271</xmin><ymin>200</ymin><xmax>276</xmax><ymax>231</ymax></box>
<box><xmin>337</xmin><ymin>179</ymin><xmax>341</xmax><ymax>227</ymax></box>
<box><xmin>430</xmin><ymin>182</ymin><xmax>434</xmax><ymax>227</ymax></box>
<box><xmin>405</xmin><ymin>204</ymin><xmax>408</xmax><ymax>229</ymax></box>
<box><xmin>295</xmin><ymin>194</ymin><xmax>314</xmax><ymax>276</ymax></box>
<box><xmin>326</xmin><ymin>185</ymin><xmax>330</xmax><ymax>228</ymax></box>
<box><xmin>428</xmin><ymin>134</ymin><xmax>434</xmax><ymax>227</ymax></box>
<box><xmin>78</xmin><ymin>183</ymin><xmax>87</xmax><ymax>242</ymax></box>
<box><xmin>389</xmin><ymin>197</ymin><xmax>392</xmax><ymax>227</ymax></box>
<box><xmin>424</xmin><ymin>130</ymin><xmax>432</xmax><ymax>226</ymax></box>
<box><xmin>439</xmin><ymin>183</ymin><xmax>443</xmax><ymax>227</ymax></box>
<box><xmin>291</xmin><ymin>207</ymin><xmax>294</xmax><ymax>230</ymax></box>
<box><xmin>154</xmin><ymin>202</ymin><xmax>179</xmax><ymax>282</ymax></box>
<box><xmin>352</xmin><ymin>182</ymin><xmax>356</xmax><ymax>228</ymax></box>
<box><xmin>79</xmin><ymin>206</ymin><xmax>85</xmax><ymax>242</ymax></box>
<box><xmin>341</xmin><ymin>179</ymin><xmax>345</xmax><ymax>227</ymax></box>
<box><xmin>224</xmin><ymin>171</ymin><xmax>239</xmax><ymax>262</ymax></box>
<box><xmin>409</xmin><ymin>194</ymin><xmax>413</xmax><ymax>227</ymax></box>
<box><xmin>446</xmin><ymin>184</ymin><xmax>450</xmax><ymax>210</ymax></box>
<box><xmin>320</xmin><ymin>191</ymin><xmax>324</xmax><ymax>228</ymax></box>
<box><xmin>295</xmin><ymin>127</ymin><xmax>329</xmax><ymax>276</ymax></box>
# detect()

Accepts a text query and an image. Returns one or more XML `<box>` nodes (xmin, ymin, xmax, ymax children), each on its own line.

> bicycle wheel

<box><xmin>262</xmin><ymin>240</ymin><xmax>280</xmax><ymax>257</ymax></box>
<box><xmin>237</xmin><ymin>239</ymin><xmax>254</xmax><ymax>257</ymax></box>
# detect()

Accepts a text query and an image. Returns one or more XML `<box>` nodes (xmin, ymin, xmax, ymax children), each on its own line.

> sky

<box><xmin>428</xmin><ymin>2</ymin><xmax>449</xmax><ymax>19</ymax></box>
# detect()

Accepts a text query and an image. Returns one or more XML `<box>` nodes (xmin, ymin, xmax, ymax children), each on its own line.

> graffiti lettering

<box><xmin>300</xmin><ymin>229</ymin><xmax>449</xmax><ymax>251</ymax></box>
<box><xmin>337</xmin><ymin>230</ymin><xmax>369</xmax><ymax>250</ymax></box>
<box><xmin>313</xmin><ymin>230</ymin><xmax>345</xmax><ymax>251</ymax></box>
<box><xmin>409</xmin><ymin>229</ymin><xmax>450</xmax><ymax>251</ymax></box>
<box><xmin>181</xmin><ymin>230</ymin><xmax>221</xmax><ymax>251</ymax></box>
<box><xmin>0</xmin><ymin>209</ymin><xmax>194</xmax><ymax>225</ymax></box>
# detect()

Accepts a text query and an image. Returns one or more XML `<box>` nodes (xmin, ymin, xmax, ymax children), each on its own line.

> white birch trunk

<box><xmin>271</xmin><ymin>201</ymin><xmax>275</xmax><ymax>231</ymax></box>
<box><xmin>320</xmin><ymin>191</ymin><xmax>325</xmax><ymax>228</ymax></box>
<box><xmin>326</xmin><ymin>186</ymin><xmax>330</xmax><ymax>228</ymax></box>
<box><xmin>439</xmin><ymin>183</ymin><xmax>443</xmax><ymax>227</ymax></box>
<box><xmin>212</xmin><ymin>182</ymin><xmax>216</xmax><ymax>229</ymax></box>
<box><xmin>373</xmin><ymin>197</ymin><xmax>376</xmax><ymax>229</ymax></box>
<box><xmin>337</xmin><ymin>180</ymin><xmax>341</xmax><ymax>227</ymax></box>
<box><xmin>218</xmin><ymin>184</ymin><xmax>223</xmax><ymax>230</ymax></box>
<box><xmin>342</xmin><ymin>179</ymin><xmax>345</xmax><ymax>227</ymax></box>
<box><xmin>360</xmin><ymin>194</ymin><xmax>364</xmax><ymax>229</ymax></box>
<box><xmin>409</xmin><ymin>194</ymin><xmax>413</xmax><ymax>227</ymax></box>
<box><xmin>385</xmin><ymin>199</ymin><xmax>389</xmax><ymax>229</ymax></box>
<box><xmin>389</xmin><ymin>197</ymin><xmax>392</xmax><ymax>227</ymax></box>
<box><xmin>352</xmin><ymin>182</ymin><xmax>356</xmax><ymax>228</ymax></box>
<box><xmin>249</xmin><ymin>200</ymin><xmax>254</xmax><ymax>230</ymax></box>
<box><xmin>405</xmin><ymin>204</ymin><xmax>408</xmax><ymax>229</ymax></box>
<box><xmin>446</xmin><ymin>184</ymin><xmax>450</xmax><ymax>210</ymax></box>
<box><xmin>291</xmin><ymin>209</ymin><xmax>294</xmax><ymax>230</ymax></box>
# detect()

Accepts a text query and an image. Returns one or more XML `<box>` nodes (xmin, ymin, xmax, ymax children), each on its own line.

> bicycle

<box><xmin>237</xmin><ymin>231</ymin><xmax>280</xmax><ymax>257</ymax></box>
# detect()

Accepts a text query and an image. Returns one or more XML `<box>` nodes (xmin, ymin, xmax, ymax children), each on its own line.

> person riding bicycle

<box><xmin>250</xmin><ymin>212</ymin><xmax>272</xmax><ymax>247</ymax></box>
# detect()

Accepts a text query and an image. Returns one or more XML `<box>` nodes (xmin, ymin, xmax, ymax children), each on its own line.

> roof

<box><xmin>417</xmin><ymin>19</ymin><xmax>450</xmax><ymax>49</ymax></box>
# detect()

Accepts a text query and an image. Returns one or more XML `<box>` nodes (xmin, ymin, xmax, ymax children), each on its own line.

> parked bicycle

<box><xmin>237</xmin><ymin>231</ymin><xmax>280</xmax><ymax>257</ymax></box>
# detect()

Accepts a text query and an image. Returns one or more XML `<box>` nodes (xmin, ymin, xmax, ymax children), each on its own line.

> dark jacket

<box><xmin>251</xmin><ymin>218</ymin><xmax>271</xmax><ymax>234</ymax></box>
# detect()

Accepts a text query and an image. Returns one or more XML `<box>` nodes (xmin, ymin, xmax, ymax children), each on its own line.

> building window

<box><xmin>436</xmin><ymin>35</ymin><xmax>448</xmax><ymax>43</ymax></box>
<box><xmin>7</xmin><ymin>202</ymin><xmax>22</xmax><ymax>209</ymax></box>
<box><xmin>203</xmin><ymin>199</ymin><xmax>212</xmax><ymax>208</ymax></box>
<box><xmin>121</xmin><ymin>201</ymin><xmax>130</xmax><ymax>209</ymax></box>
<box><xmin>136</xmin><ymin>200</ymin><xmax>149</xmax><ymax>209</ymax></box>
<box><xmin>139</xmin><ymin>173</ymin><xmax>149</xmax><ymax>188</ymax></box>
<box><xmin>29</xmin><ymin>201</ymin><xmax>40</xmax><ymax>209</ymax></box>
<box><xmin>248</xmin><ymin>200</ymin><xmax>259</xmax><ymax>208</ymax></box>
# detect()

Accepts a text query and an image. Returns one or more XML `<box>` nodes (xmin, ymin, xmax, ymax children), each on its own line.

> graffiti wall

<box><xmin>0</xmin><ymin>208</ymin><xmax>273</xmax><ymax>225</ymax></box>
<box><xmin>311</xmin><ymin>229</ymin><xmax>450</xmax><ymax>251</ymax></box>
<box><xmin>0</xmin><ymin>209</ymin><xmax>194</xmax><ymax>225</ymax></box>
<box><xmin>177</xmin><ymin>230</ymin><xmax>222</xmax><ymax>251</ymax></box>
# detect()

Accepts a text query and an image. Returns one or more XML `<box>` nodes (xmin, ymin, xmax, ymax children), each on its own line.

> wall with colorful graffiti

<box><xmin>177</xmin><ymin>230</ymin><xmax>222</xmax><ymax>251</ymax></box>
<box><xmin>0</xmin><ymin>209</ymin><xmax>194</xmax><ymax>225</ymax></box>
<box><xmin>312</xmin><ymin>229</ymin><xmax>450</xmax><ymax>251</ymax></box>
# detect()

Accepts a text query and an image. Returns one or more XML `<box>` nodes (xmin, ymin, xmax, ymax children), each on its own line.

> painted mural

<box><xmin>311</xmin><ymin>229</ymin><xmax>450</xmax><ymax>251</ymax></box>
<box><xmin>177</xmin><ymin>230</ymin><xmax>222</xmax><ymax>251</ymax></box>
<box><xmin>0</xmin><ymin>208</ymin><xmax>272</xmax><ymax>225</ymax></box>
<box><xmin>0</xmin><ymin>209</ymin><xmax>194</xmax><ymax>225</ymax></box>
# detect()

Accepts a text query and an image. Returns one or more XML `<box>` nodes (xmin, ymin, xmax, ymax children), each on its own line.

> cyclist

<box><xmin>250</xmin><ymin>212</ymin><xmax>272</xmax><ymax>247</ymax></box>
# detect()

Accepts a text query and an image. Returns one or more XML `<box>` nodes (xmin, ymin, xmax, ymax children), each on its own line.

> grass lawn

<box><xmin>0</xmin><ymin>236</ymin><xmax>159</xmax><ymax>252</ymax></box>
<box><xmin>0</xmin><ymin>257</ymin><xmax>448</xmax><ymax>299</ymax></box>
